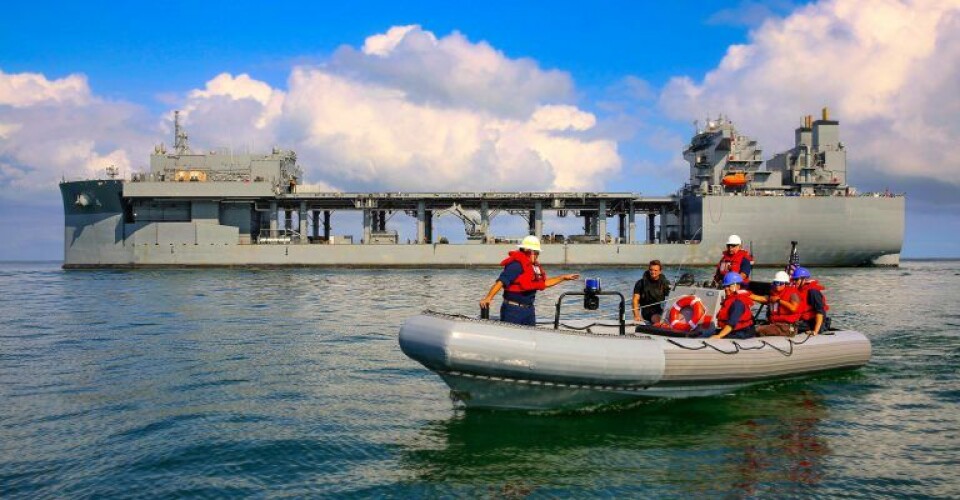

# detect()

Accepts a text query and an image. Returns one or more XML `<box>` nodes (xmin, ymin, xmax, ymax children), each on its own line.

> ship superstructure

<box><xmin>683</xmin><ymin>109</ymin><xmax>848</xmax><ymax>198</ymax></box>
<box><xmin>60</xmin><ymin>110</ymin><xmax>904</xmax><ymax>268</ymax></box>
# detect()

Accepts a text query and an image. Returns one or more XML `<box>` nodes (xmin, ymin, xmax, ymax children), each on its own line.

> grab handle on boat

<box><xmin>554</xmin><ymin>291</ymin><xmax>626</xmax><ymax>335</ymax></box>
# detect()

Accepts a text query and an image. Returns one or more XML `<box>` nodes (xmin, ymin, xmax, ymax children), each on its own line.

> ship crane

<box><xmin>444</xmin><ymin>203</ymin><xmax>492</xmax><ymax>240</ymax></box>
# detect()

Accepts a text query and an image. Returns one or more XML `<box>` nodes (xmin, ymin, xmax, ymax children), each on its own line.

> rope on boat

<box><xmin>665</xmin><ymin>333</ymin><xmax>819</xmax><ymax>357</ymax></box>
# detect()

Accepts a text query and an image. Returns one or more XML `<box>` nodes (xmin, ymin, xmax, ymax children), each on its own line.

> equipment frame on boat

<box><xmin>553</xmin><ymin>290</ymin><xmax>627</xmax><ymax>336</ymax></box>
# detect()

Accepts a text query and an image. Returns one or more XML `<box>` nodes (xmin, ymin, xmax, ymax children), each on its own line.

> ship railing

<box><xmin>256</xmin><ymin>228</ymin><xmax>302</xmax><ymax>244</ymax></box>
<box><xmin>130</xmin><ymin>170</ymin><xmax>268</xmax><ymax>183</ymax></box>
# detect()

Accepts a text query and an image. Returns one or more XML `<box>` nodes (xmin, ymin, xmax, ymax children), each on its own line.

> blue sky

<box><xmin>3</xmin><ymin>2</ymin><xmax>752</xmax><ymax>98</ymax></box>
<box><xmin>1</xmin><ymin>0</ymin><xmax>958</xmax><ymax>260</ymax></box>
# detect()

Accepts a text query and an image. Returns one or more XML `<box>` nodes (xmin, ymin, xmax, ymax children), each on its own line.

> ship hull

<box><xmin>60</xmin><ymin>183</ymin><xmax>904</xmax><ymax>268</ymax></box>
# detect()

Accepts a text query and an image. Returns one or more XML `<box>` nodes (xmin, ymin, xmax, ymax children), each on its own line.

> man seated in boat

<box><xmin>478</xmin><ymin>235</ymin><xmax>580</xmax><ymax>326</ymax></box>
<box><xmin>750</xmin><ymin>271</ymin><xmax>802</xmax><ymax>336</ymax></box>
<box><xmin>792</xmin><ymin>267</ymin><xmax>830</xmax><ymax>336</ymax></box>
<box><xmin>713</xmin><ymin>234</ymin><xmax>754</xmax><ymax>287</ymax></box>
<box><xmin>708</xmin><ymin>272</ymin><xmax>757</xmax><ymax>339</ymax></box>
<box><xmin>632</xmin><ymin>259</ymin><xmax>671</xmax><ymax>324</ymax></box>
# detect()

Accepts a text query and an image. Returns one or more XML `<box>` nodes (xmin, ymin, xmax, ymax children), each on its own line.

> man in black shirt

<box><xmin>632</xmin><ymin>260</ymin><xmax>671</xmax><ymax>324</ymax></box>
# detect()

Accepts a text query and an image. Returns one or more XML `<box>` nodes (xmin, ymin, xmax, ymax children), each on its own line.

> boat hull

<box><xmin>399</xmin><ymin>313</ymin><xmax>871</xmax><ymax>410</ymax></box>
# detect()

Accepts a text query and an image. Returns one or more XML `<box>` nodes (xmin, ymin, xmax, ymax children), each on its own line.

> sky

<box><xmin>1</xmin><ymin>0</ymin><xmax>958</xmax><ymax>260</ymax></box>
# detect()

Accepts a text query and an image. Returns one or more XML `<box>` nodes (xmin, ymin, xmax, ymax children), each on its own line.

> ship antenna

<box><xmin>174</xmin><ymin>110</ymin><xmax>190</xmax><ymax>154</ymax></box>
<box><xmin>672</xmin><ymin>225</ymin><xmax>703</xmax><ymax>290</ymax></box>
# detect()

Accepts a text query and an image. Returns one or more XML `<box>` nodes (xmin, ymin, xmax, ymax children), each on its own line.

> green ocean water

<box><xmin>1</xmin><ymin>261</ymin><xmax>958</xmax><ymax>497</ymax></box>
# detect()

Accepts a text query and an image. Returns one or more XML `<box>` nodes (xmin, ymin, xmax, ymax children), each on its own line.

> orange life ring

<box><xmin>668</xmin><ymin>295</ymin><xmax>708</xmax><ymax>331</ymax></box>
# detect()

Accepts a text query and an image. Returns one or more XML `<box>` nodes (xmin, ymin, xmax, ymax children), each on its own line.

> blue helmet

<box><xmin>722</xmin><ymin>272</ymin><xmax>743</xmax><ymax>287</ymax></box>
<box><xmin>791</xmin><ymin>266</ymin><xmax>811</xmax><ymax>280</ymax></box>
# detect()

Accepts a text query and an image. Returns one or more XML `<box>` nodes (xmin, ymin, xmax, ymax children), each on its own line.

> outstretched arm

<box><xmin>545</xmin><ymin>274</ymin><xmax>580</xmax><ymax>288</ymax></box>
<box><xmin>749</xmin><ymin>293</ymin><xmax>769</xmax><ymax>303</ymax></box>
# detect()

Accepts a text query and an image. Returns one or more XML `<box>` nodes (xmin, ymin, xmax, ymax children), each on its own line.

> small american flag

<box><xmin>786</xmin><ymin>242</ymin><xmax>800</xmax><ymax>275</ymax></box>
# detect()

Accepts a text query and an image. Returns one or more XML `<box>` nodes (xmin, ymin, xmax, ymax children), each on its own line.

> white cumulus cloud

<box><xmin>275</xmin><ymin>67</ymin><xmax>617</xmax><ymax>191</ymax></box>
<box><xmin>185</xmin><ymin>73</ymin><xmax>285</xmax><ymax>129</ymax></box>
<box><xmin>0</xmin><ymin>70</ymin><xmax>91</xmax><ymax>108</ymax></box>
<box><xmin>660</xmin><ymin>0</ymin><xmax>960</xmax><ymax>185</ymax></box>
<box><xmin>0</xmin><ymin>25</ymin><xmax>622</xmax><ymax>197</ymax></box>
<box><xmin>175</xmin><ymin>26</ymin><xmax>620</xmax><ymax>192</ymax></box>
<box><xmin>362</xmin><ymin>25</ymin><xmax>425</xmax><ymax>56</ymax></box>
<box><xmin>332</xmin><ymin>25</ymin><xmax>575</xmax><ymax>117</ymax></box>
<box><xmin>0</xmin><ymin>71</ymin><xmax>155</xmax><ymax>193</ymax></box>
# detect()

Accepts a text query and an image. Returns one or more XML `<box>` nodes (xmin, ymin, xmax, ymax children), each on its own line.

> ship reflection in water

<box><xmin>402</xmin><ymin>386</ymin><xmax>832</xmax><ymax>497</ymax></box>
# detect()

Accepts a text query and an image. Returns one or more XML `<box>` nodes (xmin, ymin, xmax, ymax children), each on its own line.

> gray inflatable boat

<box><xmin>399</xmin><ymin>286</ymin><xmax>871</xmax><ymax>410</ymax></box>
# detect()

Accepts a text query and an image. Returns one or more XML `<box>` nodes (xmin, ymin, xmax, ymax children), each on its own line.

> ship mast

<box><xmin>174</xmin><ymin>110</ymin><xmax>190</xmax><ymax>154</ymax></box>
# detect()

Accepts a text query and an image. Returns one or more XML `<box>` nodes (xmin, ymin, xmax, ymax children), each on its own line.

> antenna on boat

<box><xmin>673</xmin><ymin>225</ymin><xmax>703</xmax><ymax>290</ymax></box>
<box><xmin>786</xmin><ymin>240</ymin><xmax>799</xmax><ymax>273</ymax></box>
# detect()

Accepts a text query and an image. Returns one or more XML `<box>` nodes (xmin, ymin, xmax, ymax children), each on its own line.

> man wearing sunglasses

<box><xmin>479</xmin><ymin>235</ymin><xmax>580</xmax><ymax>326</ymax></box>
<box><xmin>713</xmin><ymin>234</ymin><xmax>753</xmax><ymax>287</ymax></box>
<box><xmin>751</xmin><ymin>271</ymin><xmax>802</xmax><ymax>336</ymax></box>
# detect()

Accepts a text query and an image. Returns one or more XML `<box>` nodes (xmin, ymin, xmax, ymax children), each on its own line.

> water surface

<box><xmin>1</xmin><ymin>262</ymin><xmax>958</xmax><ymax>497</ymax></box>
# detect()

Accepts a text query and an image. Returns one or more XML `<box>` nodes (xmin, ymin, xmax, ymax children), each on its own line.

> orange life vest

<box><xmin>717</xmin><ymin>290</ymin><xmax>754</xmax><ymax>331</ymax></box>
<box><xmin>768</xmin><ymin>285</ymin><xmax>802</xmax><ymax>324</ymax></box>
<box><xmin>716</xmin><ymin>249</ymin><xmax>753</xmax><ymax>283</ymax></box>
<box><xmin>797</xmin><ymin>280</ymin><xmax>829</xmax><ymax>321</ymax></box>
<box><xmin>500</xmin><ymin>250</ymin><xmax>547</xmax><ymax>293</ymax></box>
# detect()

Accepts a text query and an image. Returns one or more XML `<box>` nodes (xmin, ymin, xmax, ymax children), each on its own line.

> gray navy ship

<box><xmin>60</xmin><ymin>109</ymin><xmax>904</xmax><ymax>268</ymax></box>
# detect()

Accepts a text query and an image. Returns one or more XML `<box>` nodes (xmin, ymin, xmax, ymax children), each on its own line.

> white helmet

<box><xmin>773</xmin><ymin>271</ymin><xmax>791</xmax><ymax>283</ymax></box>
<box><xmin>726</xmin><ymin>234</ymin><xmax>742</xmax><ymax>246</ymax></box>
<box><xmin>519</xmin><ymin>235</ymin><xmax>542</xmax><ymax>252</ymax></box>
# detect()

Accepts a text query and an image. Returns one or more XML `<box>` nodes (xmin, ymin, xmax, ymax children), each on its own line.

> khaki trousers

<box><xmin>755</xmin><ymin>323</ymin><xmax>797</xmax><ymax>337</ymax></box>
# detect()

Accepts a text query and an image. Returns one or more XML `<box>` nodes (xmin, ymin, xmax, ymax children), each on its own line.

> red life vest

<box><xmin>797</xmin><ymin>280</ymin><xmax>829</xmax><ymax>321</ymax></box>
<box><xmin>717</xmin><ymin>290</ymin><xmax>754</xmax><ymax>331</ymax></box>
<box><xmin>768</xmin><ymin>285</ymin><xmax>802</xmax><ymax>324</ymax></box>
<box><xmin>716</xmin><ymin>249</ymin><xmax>753</xmax><ymax>283</ymax></box>
<box><xmin>500</xmin><ymin>250</ymin><xmax>547</xmax><ymax>293</ymax></box>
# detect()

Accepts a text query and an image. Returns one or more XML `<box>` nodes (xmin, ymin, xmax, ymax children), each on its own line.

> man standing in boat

<box><xmin>479</xmin><ymin>235</ymin><xmax>580</xmax><ymax>326</ymax></box>
<box><xmin>632</xmin><ymin>259</ymin><xmax>671</xmax><ymax>324</ymax></box>
<box><xmin>792</xmin><ymin>267</ymin><xmax>830</xmax><ymax>335</ymax></box>
<box><xmin>713</xmin><ymin>234</ymin><xmax>753</xmax><ymax>286</ymax></box>
<box><xmin>709</xmin><ymin>272</ymin><xmax>757</xmax><ymax>339</ymax></box>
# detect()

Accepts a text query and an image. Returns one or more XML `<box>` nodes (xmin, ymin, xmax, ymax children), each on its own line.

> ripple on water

<box><xmin>0</xmin><ymin>261</ymin><xmax>959</xmax><ymax>497</ymax></box>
